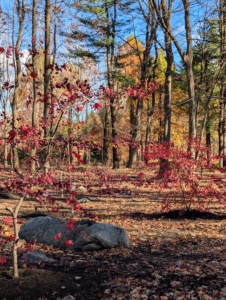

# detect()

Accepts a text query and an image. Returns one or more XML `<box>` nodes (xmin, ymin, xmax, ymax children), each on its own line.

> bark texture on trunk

<box><xmin>31</xmin><ymin>0</ymin><xmax>38</xmax><ymax>173</ymax></box>
<box><xmin>11</xmin><ymin>0</ymin><xmax>26</xmax><ymax>170</ymax></box>
<box><xmin>43</xmin><ymin>0</ymin><xmax>51</xmax><ymax>172</ymax></box>
<box><xmin>219</xmin><ymin>0</ymin><xmax>226</xmax><ymax>167</ymax></box>
<box><xmin>44</xmin><ymin>0</ymin><xmax>51</xmax><ymax>138</ymax></box>
<box><xmin>127</xmin><ymin>3</ymin><xmax>157</xmax><ymax>167</ymax></box>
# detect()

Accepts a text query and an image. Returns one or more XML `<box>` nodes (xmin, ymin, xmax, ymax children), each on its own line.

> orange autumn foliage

<box><xmin>117</xmin><ymin>35</ymin><xmax>144</xmax><ymax>82</ymax></box>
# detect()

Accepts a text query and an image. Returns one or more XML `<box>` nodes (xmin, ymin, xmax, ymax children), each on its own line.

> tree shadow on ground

<box><xmin>127</xmin><ymin>209</ymin><xmax>226</xmax><ymax>220</ymax></box>
<box><xmin>1</xmin><ymin>233</ymin><xmax>226</xmax><ymax>300</ymax></box>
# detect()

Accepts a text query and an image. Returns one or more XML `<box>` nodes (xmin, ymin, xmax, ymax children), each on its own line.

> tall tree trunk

<box><xmin>144</xmin><ymin>43</ymin><xmax>157</xmax><ymax>163</ymax></box>
<box><xmin>162</xmin><ymin>0</ymin><xmax>173</xmax><ymax>145</ymax></box>
<box><xmin>68</xmin><ymin>105</ymin><xmax>74</xmax><ymax>164</ymax></box>
<box><xmin>219</xmin><ymin>0</ymin><xmax>226</xmax><ymax>167</ymax></box>
<box><xmin>44</xmin><ymin>0</ymin><xmax>51</xmax><ymax>138</ymax></box>
<box><xmin>110</xmin><ymin>0</ymin><xmax>120</xmax><ymax>169</ymax></box>
<box><xmin>43</xmin><ymin>0</ymin><xmax>51</xmax><ymax>172</ymax></box>
<box><xmin>110</xmin><ymin>98</ymin><xmax>120</xmax><ymax>168</ymax></box>
<box><xmin>11</xmin><ymin>0</ymin><xmax>26</xmax><ymax>170</ymax></box>
<box><xmin>206</xmin><ymin>112</ymin><xmax>211</xmax><ymax>165</ymax></box>
<box><xmin>102</xmin><ymin>105</ymin><xmax>109</xmax><ymax>165</ymax></box>
<box><xmin>152</xmin><ymin>0</ymin><xmax>197</xmax><ymax>156</ymax></box>
<box><xmin>102</xmin><ymin>2</ymin><xmax>110</xmax><ymax>166</ymax></box>
<box><xmin>144</xmin><ymin>92</ymin><xmax>155</xmax><ymax>162</ymax></box>
<box><xmin>182</xmin><ymin>0</ymin><xmax>197</xmax><ymax>153</ymax></box>
<box><xmin>103</xmin><ymin>0</ymin><xmax>120</xmax><ymax>169</ymax></box>
<box><xmin>159</xmin><ymin>0</ymin><xmax>173</xmax><ymax>175</ymax></box>
<box><xmin>31</xmin><ymin>0</ymin><xmax>38</xmax><ymax>173</ymax></box>
<box><xmin>127</xmin><ymin>4</ymin><xmax>157</xmax><ymax>167</ymax></box>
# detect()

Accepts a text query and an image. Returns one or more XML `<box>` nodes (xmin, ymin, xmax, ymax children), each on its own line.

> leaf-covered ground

<box><xmin>0</xmin><ymin>166</ymin><xmax>226</xmax><ymax>300</ymax></box>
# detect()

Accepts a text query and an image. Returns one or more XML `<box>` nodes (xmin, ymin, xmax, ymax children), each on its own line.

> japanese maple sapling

<box><xmin>145</xmin><ymin>142</ymin><xmax>226</xmax><ymax>212</ymax></box>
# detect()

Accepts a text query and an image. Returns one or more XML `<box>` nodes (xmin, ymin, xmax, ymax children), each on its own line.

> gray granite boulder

<box><xmin>72</xmin><ymin>223</ymin><xmax>130</xmax><ymax>250</ymax></box>
<box><xmin>19</xmin><ymin>217</ymin><xmax>130</xmax><ymax>250</ymax></box>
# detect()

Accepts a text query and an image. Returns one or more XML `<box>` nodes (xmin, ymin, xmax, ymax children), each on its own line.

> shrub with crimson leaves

<box><xmin>144</xmin><ymin>141</ymin><xmax>226</xmax><ymax>212</ymax></box>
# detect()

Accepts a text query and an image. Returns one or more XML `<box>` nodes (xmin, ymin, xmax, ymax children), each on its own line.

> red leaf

<box><xmin>54</xmin><ymin>233</ymin><xmax>62</xmax><ymax>240</ymax></box>
<box><xmin>93</xmin><ymin>102</ymin><xmax>101</xmax><ymax>110</ymax></box>
<box><xmin>0</xmin><ymin>47</ymin><xmax>4</xmax><ymax>54</ymax></box>
<box><xmin>0</xmin><ymin>256</ymin><xmax>7</xmax><ymax>264</ymax></box>
<box><xmin>2</xmin><ymin>218</ymin><xmax>12</xmax><ymax>225</ymax></box>
<box><xmin>30</xmin><ymin>72</ymin><xmax>36</xmax><ymax>79</ymax></box>
<box><xmin>44</xmin><ymin>176</ymin><xmax>52</xmax><ymax>184</ymax></box>
<box><xmin>76</xmin><ymin>105</ymin><xmax>84</xmax><ymax>112</ymax></box>
<box><xmin>6</xmin><ymin>46</ymin><xmax>13</xmax><ymax>57</ymax></box>
<box><xmin>64</xmin><ymin>240</ymin><xmax>73</xmax><ymax>247</ymax></box>
<box><xmin>8</xmin><ymin>129</ymin><xmax>17</xmax><ymax>139</ymax></box>
<box><xmin>73</xmin><ymin>203</ymin><xmax>81</xmax><ymax>211</ymax></box>
<box><xmin>72</xmin><ymin>151</ymin><xmax>84</xmax><ymax>163</ymax></box>
<box><xmin>6</xmin><ymin>235</ymin><xmax>15</xmax><ymax>241</ymax></box>
<box><xmin>90</xmin><ymin>213</ymin><xmax>96</xmax><ymax>219</ymax></box>
<box><xmin>66</xmin><ymin>220</ymin><xmax>75</xmax><ymax>231</ymax></box>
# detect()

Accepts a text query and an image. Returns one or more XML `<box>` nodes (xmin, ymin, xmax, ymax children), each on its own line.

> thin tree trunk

<box><xmin>162</xmin><ymin>0</ymin><xmax>173</xmax><ymax>144</ymax></box>
<box><xmin>11</xmin><ymin>0</ymin><xmax>26</xmax><ymax>170</ymax></box>
<box><xmin>145</xmin><ymin>43</ymin><xmax>157</xmax><ymax>163</ymax></box>
<box><xmin>0</xmin><ymin>196</ymin><xmax>24</xmax><ymax>278</ymax></box>
<box><xmin>102</xmin><ymin>3</ymin><xmax>110</xmax><ymax>166</ymax></box>
<box><xmin>182</xmin><ymin>0</ymin><xmax>197</xmax><ymax>153</ymax></box>
<box><xmin>44</xmin><ymin>0</ymin><xmax>51</xmax><ymax>137</ymax></box>
<box><xmin>159</xmin><ymin>0</ymin><xmax>173</xmax><ymax>175</ymax></box>
<box><xmin>31</xmin><ymin>0</ymin><xmax>38</xmax><ymax>173</ymax></box>
<box><xmin>206</xmin><ymin>112</ymin><xmax>211</xmax><ymax>165</ymax></box>
<box><xmin>103</xmin><ymin>105</ymin><xmax>109</xmax><ymax>164</ymax></box>
<box><xmin>43</xmin><ymin>0</ymin><xmax>51</xmax><ymax>172</ymax></box>
<box><xmin>219</xmin><ymin>0</ymin><xmax>226</xmax><ymax>167</ymax></box>
<box><xmin>110</xmin><ymin>0</ymin><xmax>120</xmax><ymax>169</ymax></box>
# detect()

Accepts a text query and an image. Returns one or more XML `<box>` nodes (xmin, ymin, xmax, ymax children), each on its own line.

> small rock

<box><xmin>77</xmin><ymin>197</ymin><xmax>91</xmax><ymax>204</ymax></box>
<box><xmin>63</xmin><ymin>296</ymin><xmax>75</xmax><ymax>300</ymax></box>
<box><xmin>71</xmin><ymin>184</ymin><xmax>87</xmax><ymax>193</ymax></box>
<box><xmin>20</xmin><ymin>250</ymin><xmax>55</xmax><ymax>264</ymax></box>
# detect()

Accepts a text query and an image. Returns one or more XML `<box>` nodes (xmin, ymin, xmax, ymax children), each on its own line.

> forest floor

<box><xmin>0</xmin><ymin>166</ymin><xmax>226</xmax><ymax>300</ymax></box>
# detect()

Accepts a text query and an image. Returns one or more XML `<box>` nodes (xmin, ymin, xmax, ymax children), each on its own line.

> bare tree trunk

<box><xmin>102</xmin><ymin>1</ymin><xmax>120</xmax><ymax>169</ymax></box>
<box><xmin>127</xmin><ymin>3</ymin><xmax>157</xmax><ymax>167</ymax></box>
<box><xmin>162</xmin><ymin>0</ymin><xmax>173</xmax><ymax>145</ymax></box>
<box><xmin>206</xmin><ymin>112</ymin><xmax>211</xmax><ymax>165</ymax></box>
<box><xmin>110</xmin><ymin>0</ymin><xmax>120</xmax><ymax>169</ymax></box>
<box><xmin>158</xmin><ymin>0</ymin><xmax>173</xmax><ymax>175</ymax></box>
<box><xmin>219</xmin><ymin>0</ymin><xmax>226</xmax><ymax>167</ymax></box>
<box><xmin>158</xmin><ymin>90</ymin><xmax>163</xmax><ymax>143</ymax></box>
<box><xmin>43</xmin><ymin>0</ymin><xmax>51</xmax><ymax>172</ymax></box>
<box><xmin>44</xmin><ymin>0</ymin><xmax>51</xmax><ymax>137</ymax></box>
<box><xmin>11</xmin><ymin>0</ymin><xmax>26</xmax><ymax>170</ymax></box>
<box><xmin>152</xmin><ymin>0</ymin><xmax>197</xmax><ymax>156</ymax></box>
<box><xmin>144</xmin><ymin>43</ymin><xmax>158</xmax><ymax>164</ymax></box>
<box><xmin>110</xmin><ymin>98</ymin><xmax>120</xmax><ymax>168</ymax></box>
<box><xmin>31</xmin><ymin>0</ymin><xmax>38</xmax><ymax>173</ymax></box>
<box><xmin>102</xmin><ymin>3</ymin><xmax>110</xmax><ymax>166</ymax></box>
<box><xmin>103</xmin><ymin>105</ymin><xmax>109</xmax><ymax>165</ymax></box>
<box><xmin>144</xmin><ymin>93</ymin><xmax>155</xmax><ymax>163</ymax></box>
